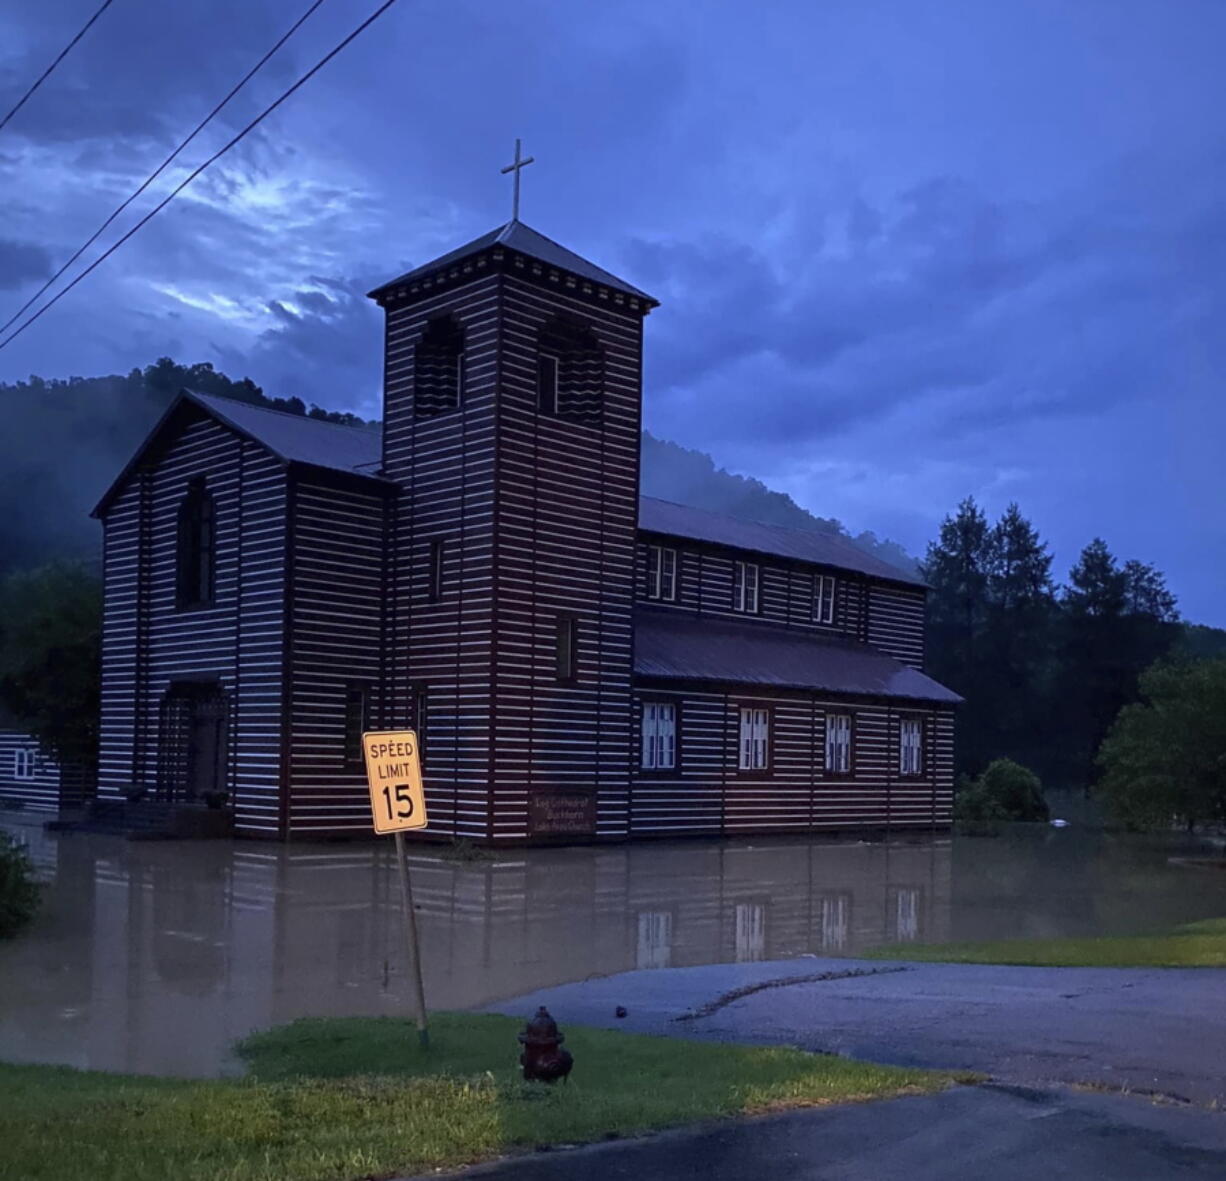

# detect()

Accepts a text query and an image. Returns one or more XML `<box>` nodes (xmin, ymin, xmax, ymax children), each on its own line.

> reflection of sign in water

<box><xmin>362</xmin><ymin>731</ymin><xmax>427</xmax><ymax>834</ymax></box>
<box><xmin>529</xmin><ymin>792</ymin><xmax>595</xmax><ymax>835</ymax></box>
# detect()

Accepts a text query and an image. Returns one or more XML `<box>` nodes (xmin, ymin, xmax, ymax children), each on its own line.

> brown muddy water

<box><xmin>2</xmin><ymin>808</ymin><xmax>1224</xmax><ymax>1076</ymax></box>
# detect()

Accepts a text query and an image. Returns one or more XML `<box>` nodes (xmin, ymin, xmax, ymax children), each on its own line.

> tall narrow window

<box><xmin>415</xmin><ymin>317</ymin><xmax>464</xmax><ymax>416</ymax></box>
<box><xmin>413</xmin><ymin>686</ymin><xmax>428</xmax><ymax>768</ymax></box>
<box><xmin>825</xmin><ymin>713</ymin><xmax>852</xmax><ymax>774</ymax></box>
<box><xmin>13</xmin><ymin>748</ymin><xmax>35</xmax><ymax>780</ymax></box>
<box><xmin>637</xmin><ymin>912</ymin><xmax>673</xmax><ymax>970</ymax></box>
<box><xmin>555</xmin><ymin>614</ymin><xmax>579</xmax><ymax>683</ymax></box>
<box><xmin>893</xmin><ymin>888</ymin><xmax>920</xmax><ymax>942</ymax></box>
<box><xmin>538</xmin><ymin>353</ymin><xmax>559</xmax><ymax>414</ymax></box>
<box><xmin>733</xmin><ymin>561</ymin><xmax>759</xmax><ymax>613</ymax></box>
<box><xmin>176</xmin><ymin>476</ymin><xmax>215</xmax><ymax>609</ymax></box>
<box><xmin>344</xmin><ymin>684</ymin><xmax>369</xmax><ymax>767</ymax></box>
<box><xmin>646</xmin><ymin>545</ymin><xmax>677</xmax><ymax>602</ymax></box>
<box><xmin>428</xmin><ymin>539</ymin><xmax>446</xmax><ymax>602</ymax></box>
<box><xmin>738</xmin><ymin>707</ymin><xmax>770</xmax><ymax>770</ymax></box>
<box><xmin>814</xmin><ymin>574</ymin><xmax>837</xmax><ymax>625</ymax></box>
<box><xmin>641</xmin><ymin>702</ymin><xmax>677</xmax><ymax>770</ymax></box>
<box><xmin>899</xmin><ymin>717</ymin><xmax>924</xmax><ymax>776</ymax></box>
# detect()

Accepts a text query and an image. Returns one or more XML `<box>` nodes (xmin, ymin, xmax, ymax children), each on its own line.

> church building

<box><xmin>92</xmin><ymin>218</ymin><xmax>960</xmax><ymax>843</ymax></box>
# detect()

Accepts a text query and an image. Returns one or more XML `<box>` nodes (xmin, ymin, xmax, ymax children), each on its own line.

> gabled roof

<box><xmin>92</xmin><ymin>390</ymin><xmax>385</xmax><ymax>517</ymax></box>
<box><xmin>639</xmin><ymin>496</ymin><xmax>925</xmax><ymax>587</ymax></box>
<box><xmin>634</xmin><ymin>607</ymin><xmax>961</xmax><ymax>703</ymax></box>
<box><xmin>188</xmin><ymin>392</ymin><xmax>382</xmax><ymax>474</ymax></box>
<box><xmin>367</xmin><ymin>219</ymin><xmax>658</xmax><ymax>305</ymax></box>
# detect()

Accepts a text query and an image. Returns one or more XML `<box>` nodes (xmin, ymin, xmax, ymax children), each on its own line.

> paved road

<box><xmin>484</xmin><ymin>956</ymin><xmax>1226</xmax><ymax>1105</ymax></box>
<box><xmin>427</xmin><ymin>1086</ymin><xmax>1226</xmax><ymax>1180</ymax></box>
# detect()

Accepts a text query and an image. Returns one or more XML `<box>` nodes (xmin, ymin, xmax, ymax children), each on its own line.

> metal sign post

<box><xmin>363</xmin><ymin>730</ymin><xmax>430</xmax><ymax>1048</ymax></box>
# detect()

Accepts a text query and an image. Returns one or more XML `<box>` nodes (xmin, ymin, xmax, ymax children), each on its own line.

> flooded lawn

<box><xmin>1</xmin><ymin>810</ymin><xmax>1223</xmax><ymax>1076</ymax></box>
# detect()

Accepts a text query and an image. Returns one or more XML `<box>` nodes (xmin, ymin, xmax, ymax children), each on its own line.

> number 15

<box><xmin>381</xmin><ymin>784</ymin><xmax>415</xmax><ymax>820</ymax></box>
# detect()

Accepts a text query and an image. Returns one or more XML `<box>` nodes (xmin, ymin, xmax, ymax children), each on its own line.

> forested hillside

<box><xmin>0</xmin><ymin>358</ymin><xmax>916</xmax><ymax>578</ymax></box>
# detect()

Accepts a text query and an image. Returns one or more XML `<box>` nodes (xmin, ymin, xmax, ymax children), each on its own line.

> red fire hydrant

<box><xmin>518</xmin><ymin>1006</ymin><xmax>574</xmax><ymax>1083</ymax></box>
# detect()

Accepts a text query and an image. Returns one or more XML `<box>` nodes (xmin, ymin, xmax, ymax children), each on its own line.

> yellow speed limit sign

<box><xmin>362</xmin><ymin>730</ymin><xmax>428</xmax><ymax>833</ymax></box>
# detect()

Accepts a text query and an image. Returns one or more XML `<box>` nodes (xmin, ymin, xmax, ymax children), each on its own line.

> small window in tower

<box><xmin>413</xmin><ymin>685</ymin><xmax>429</xmax><ymax>768</ymax></box>
<box><xmin>344</xmin><ymin>684</ymin><xmax>369</xmax><ymax>767</ymax></box>
<box><xmin>555</xmin><ymin>614</ymin><xmax>580</xmax><ymax>684</ymax></box>
<box><xmin>537</xmin><ymin>318</ymin><xmax>604</xmax><ymax>425</ymax></box>
<box><xmin>733</xmin><ymin>560</ymin><xmax>759</xmax><ymax>613</ymax></box>
<box><xmin>814</xmin><ymin>574</ymin><xmax>837</xmax><ymax>625</ymax></box>
<box><xmin>428</xmin><ymin>539</ymin><xmax>446</xmax><ymax>602</ymax></box>
<box><xmin>415</xmin><ymin>317</ymin><xmax>464</xmax><ymax>416</ymax></box>
<box><xmin>176</xmin><ymin>476</ymin><xmax>215</xmax><ymax>609</ymax></box>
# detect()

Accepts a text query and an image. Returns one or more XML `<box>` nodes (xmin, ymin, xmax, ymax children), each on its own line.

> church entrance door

<box><xmin>158</xmin><ymin>682</ymin><xmax>230</xmax><ymax>804</ymax></box>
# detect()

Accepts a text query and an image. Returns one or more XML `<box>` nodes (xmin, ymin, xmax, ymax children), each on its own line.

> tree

<box><xmin>1064</xmin><ymin>538</ymin><xmax>1127</xmax><ymax>618</ymax></box>
<box><xmin>1097</xmin><ymin>659</ymin><xmax>1226</xmax><ymax>830</ymax></box>
<box><xmin>0</xmin><ymin>563</ymin><xmax>102</xmax><ymax>769</ymax></box>
<box><xmin>922</xmin><ymin>497</ymin><xmax>992</xmax><ymax>641</ymax></box>
<box><xmin>1122</xmin><ymin>559</ymin><xmax>1179</xmax><ymax>623</ymax></box>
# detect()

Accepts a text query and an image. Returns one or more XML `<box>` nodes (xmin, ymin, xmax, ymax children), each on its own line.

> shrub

<box><xmin>978</xmin><ymin>758</ymin><xmax>1049</xmax><ymax>821</ymax></box>
<box><xmin>953</xmin><ymin>776</ymin><xmax>1008</xmax><ymax>836</ymax></box>
<box><xmin>0</xmin><ymin>832</ymin><xmax>40</xmax><ymax>938</ymax></box>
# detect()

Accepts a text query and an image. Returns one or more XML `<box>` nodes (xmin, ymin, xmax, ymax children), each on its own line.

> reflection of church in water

<box><xmin>2</xmin><ymin>826</ymin><xmax>948</xmax><ymax>1075</ymax></box>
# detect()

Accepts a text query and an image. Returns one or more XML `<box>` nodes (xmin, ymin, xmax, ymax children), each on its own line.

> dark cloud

<box><xmin>0</xmin><ymin>239</ymin><xmax>51</xmax><ymax>289</ymax></box>
<box><xmin>0</xmin><ymin>0</ymin><xmax>1223</xmax><ymax>623</ymax></box>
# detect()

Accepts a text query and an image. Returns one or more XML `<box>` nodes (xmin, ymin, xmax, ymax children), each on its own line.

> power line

<box><xmin>0</xmin><ymin>0</ymin><xmax>402</xmax><ymax>354</ymax></box>
<box><xmin>0</xmin><ymin>0</ymin><xmax>329</xmax><ymax>338</ymax></box>
<box><xmin>0</xmin><ymin>0</ymin><xmax>118</xmax><ymax>135</ymax></box>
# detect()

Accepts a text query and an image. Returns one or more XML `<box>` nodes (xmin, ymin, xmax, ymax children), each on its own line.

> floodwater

<box><xmin>1</xmin><ymin>808</ymin><xmax>1224</xmax><ymax>1077</ymax></box>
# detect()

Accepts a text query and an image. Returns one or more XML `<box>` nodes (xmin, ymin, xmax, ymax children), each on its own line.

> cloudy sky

<box><xmin>2</xmin><ymin>0</ymin><xmax>1223</xmax><ymax>623</ymax></box>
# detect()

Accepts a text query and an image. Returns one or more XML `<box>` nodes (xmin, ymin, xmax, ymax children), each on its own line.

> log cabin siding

<box><xmin>630</xmin><ymin>685</ymin><xmax>953</xmax><ymax>837</ymax></box>
<box><xmin>95</xmin><ymin>410</ymin><xmax>288</xmax><ymax>835</ymax></box>
<box><xmin>634</xmin><ymin>536</ymin><xmax>878</xmax><ymax>646</ymax></box>
<box><xmin>867</xmin><ymin>583</ymin><xmax>927</xmax><ymax>669</ymax></box>
<box><xmin>283</xmin><ymin>472</ymin><xmax>390</xmax><ymax>836</ymax></box>
<box><xmin>490</xmin><ymin>273</ymin><xmax>641</xmax><ymax>840</ymax></box>
<box><xmin>382</xmin><ymin>272</ymin><xmax>501</xmax><ymax>841</ymax></box>
<box><xmin>0</xmin><ymin>731</ymin><xmax>62</xmax><ymax>811</ymax></box>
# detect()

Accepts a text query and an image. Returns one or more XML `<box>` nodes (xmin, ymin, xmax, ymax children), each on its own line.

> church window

<box><xmin>899</xmin><ymin>717</ymin><xmax>924</xmax><ymax>776</ymax></box>
<box><xmin>733</xmin><ymin>560</ymin><xmax>759</xmax><ymax>613</ymax></box>
<box><xmin>176</xmin><ymin>476</ymin><xmax>215</xmax><ymax>609</ymax></box>
<box><xmin>537</xmin><ymin>319</ymin><xmax>604</xmax><ymax>425</ymax></box>
<box><xmin>646</xmin><ymin>545</ymin><xmax>677</xmax><ymax>601</ymax></box>
<box><xmin>825</xmin><ymin>713</ymin><xmax>853</xmax><ymax>774</ymax></box>
<box><xmin>428</xmin><ymin>539</ymin><xmax>447</xmax><ymax>601</ymax></box>
<box><xmin>555</xmin><ymin>614</ymin><xmax>580</xmax><ymax>683</ymax></box>
<box><xmin>538</xmin><ymin>353</ymin><xmax>559</xmax><ymax>414</ymax></box>
<box><xmin>344</xmin><ymin>684</ymin><xmax>369</xmax><ymax>767</ymax></box>
<box><xmin>415</xmin><ymin>317</ymin><xmax>464</xmax><ymax>416</ymax></box>
<box><xmin>814</xmin><ymin>574</ymin><xmax>837</xmax><ymax>625</ymax></box>
<box><xmin>738</xmin><ymin>707</ymin><xmax>770</xmax><ymax>770</ymax></box>
<box><xmin>13</xmin><ymin>748</ymin><xmax>35</xmax><ymax>779</ymax></box>
<box><xmin>641</xmin><ymin>701</ymin><xmax>677</xmax><ymax>770</ymax></box>
<box><xmin>413</xmin><ymin>686</ymin><xmax>429</xmax><ymax>767</ymax></box>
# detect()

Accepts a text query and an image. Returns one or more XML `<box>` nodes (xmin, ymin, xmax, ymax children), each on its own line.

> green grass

<box><xmin>1</xmin><ymin>1012</ymin><xmax>956</xmax><ymax>1181</ymax></box>
<box><xmin>866</xmin><ymin>917</ymin><xmax>1226</xmax><ymax>968</ymax></box>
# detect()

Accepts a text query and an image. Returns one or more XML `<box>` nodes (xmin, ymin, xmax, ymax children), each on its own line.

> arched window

<box><xmin>176</xmin><ymin>477</ymin><xmax>215</xmax><ymax>609</ymax></box>
<box><xmin>537</xmin><ymin>318</ymin><xmax>604</xmax><ymax>426</ymax></box>
<box><xmin>415</xmin><ymin>316</ymin><xmax>465</xmax><ymax>416</ymax></box>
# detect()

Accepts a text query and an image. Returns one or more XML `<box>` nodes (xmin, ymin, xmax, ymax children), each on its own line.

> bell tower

<box><xmin>368</xmin><ymin>211</ymin><xmax>658</xmax><ymax>843</ymax></box>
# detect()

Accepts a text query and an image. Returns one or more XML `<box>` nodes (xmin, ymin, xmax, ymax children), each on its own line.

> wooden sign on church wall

<box><xmin>528</xmin><ymin>791</ymin><xmax>596</xmax><ymax>836</ymax></box>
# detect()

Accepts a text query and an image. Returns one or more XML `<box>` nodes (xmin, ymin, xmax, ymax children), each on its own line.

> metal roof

<box><xmin>634</xmin><ymin>607</ymin><xmax>961</xmax><ymax>703</ymax></box>
<box><xmin>188</xmin><ymin>392</ymin><xmax>383</xmax><ymax>475</ymax></box>
<box><xmin>367</xmin><ymin>219</ymin><xmax>658</xmax><ymax>304</ymax></box>
<box><xmin>639</xmin><ymin>496</ymin><xmax>925</xmax><ymax>587</ymax></box>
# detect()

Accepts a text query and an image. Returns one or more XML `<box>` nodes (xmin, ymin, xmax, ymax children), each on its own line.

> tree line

<box><xmin>922</xmin><ymin>497</ymin><xmax>1221</xmax><ymax>797</ymax></box>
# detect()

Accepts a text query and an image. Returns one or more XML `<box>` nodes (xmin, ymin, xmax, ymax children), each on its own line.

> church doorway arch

<box><xmin>157</xmin><ymin>681</ymin><xmax>231</xmax><ymax>804</ymax></box>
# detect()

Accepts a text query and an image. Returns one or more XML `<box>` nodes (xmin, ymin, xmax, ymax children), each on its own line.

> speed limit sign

<box><xmin>362</xmin><ymin>731</ymin><xmax>428</xmax><ymax>833</ymax></box>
